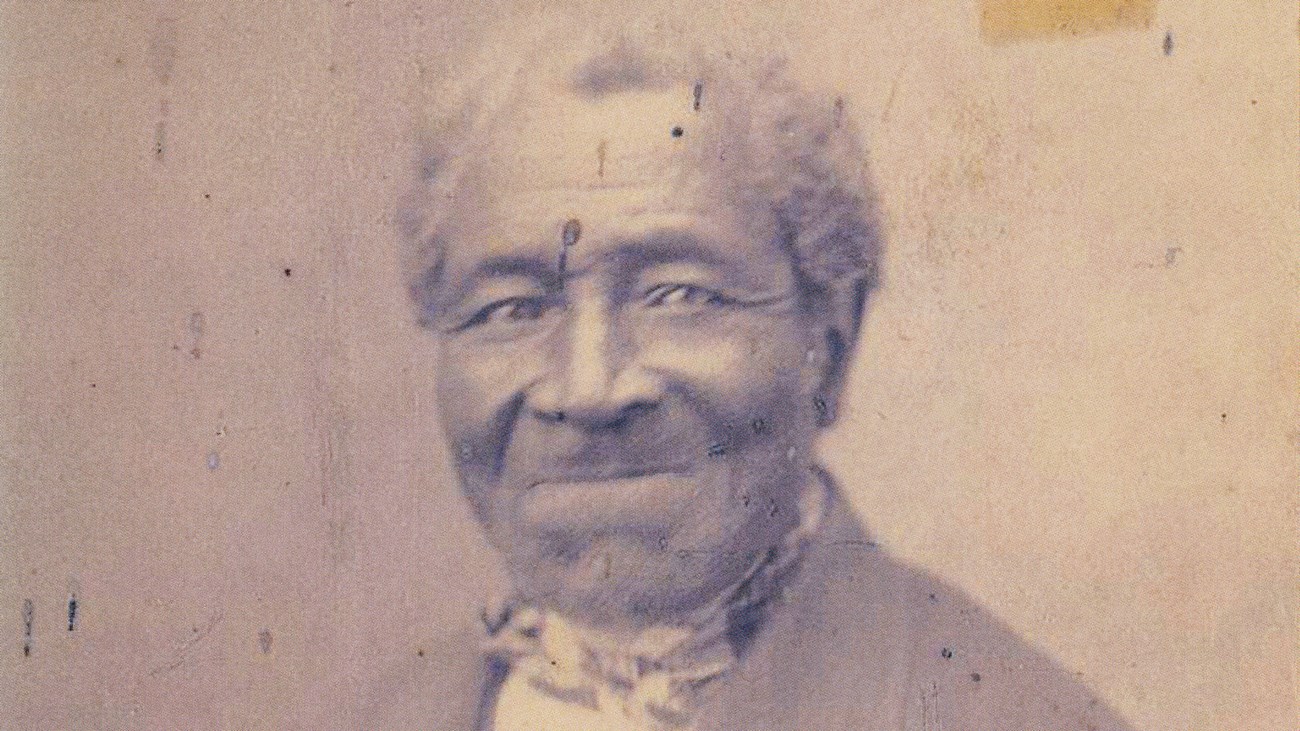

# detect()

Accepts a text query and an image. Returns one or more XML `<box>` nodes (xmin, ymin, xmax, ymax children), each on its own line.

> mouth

<box><xmin>519</xmin><ymin>466</ymin><xmax>704</xmax><ymax>533</ymax></box>
<box><xmin>527</xmin><ymin>464</ymin><xmax>695</xmax><ymax>488</ymax></box>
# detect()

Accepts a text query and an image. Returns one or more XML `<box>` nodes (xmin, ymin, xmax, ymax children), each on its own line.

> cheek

<box><xmin>435</xmin><ymin>341</ymin><xmax>544</xmax><ymax>540</ymax></box>
<box><xmin>639</xmin><ymin>319</ymin><xmax>815</xmax><ymax>534</ymax></box>
<box><xmin>639</xmin><ymin>317</ymin><xmax>813</xmax><ymax>424</ymax></box>
<box><xmin>434</xmin><ymin>339</ymin><xmax>541</xmax><ymax>470</ymax></box>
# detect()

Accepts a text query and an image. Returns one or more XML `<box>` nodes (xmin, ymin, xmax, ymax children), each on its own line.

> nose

<box><xmin>528</xmin><ymin>291</ymin><xmax>662</xmax><ymax>429</ymax></box>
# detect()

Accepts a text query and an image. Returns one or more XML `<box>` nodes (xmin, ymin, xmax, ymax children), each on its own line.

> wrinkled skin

<box><xmin>428</xmin><ymin>85</ymin><xmax>849</xmax><ymax>631</ymax></box>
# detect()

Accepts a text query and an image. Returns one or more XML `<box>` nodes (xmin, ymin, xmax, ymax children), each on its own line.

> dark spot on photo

<box><xmin>22</xmin><ymin>599</ymin><xmax>33</xmax><ymax>657</ymax></box>
<box><xmin>558</xmin><ymin>218</ymin><xmax>583</xmax><ymax>272</ymax></box>
<box><xmin>188</xmin><ymin>311</ymin><xmax>205</xmax><ymax>337</ymax></box>
<box><xmin>570</xmin><ymin>46</ymin><xmax>664</xmax><ymax>99</ymax></box>
<box><xmin>562</xmin><ymin>219</ymin><xmax>582</xmax><ymax>248</ymax></box>
<box><xmin>154</xmin><ymin>121</ymin><xmax>167</xmax><ymax>160</ymax></box>
<box><xmin>670</xmin><ymin>126</ymin><xmax>684</xmax><ymax>138</ymax></box>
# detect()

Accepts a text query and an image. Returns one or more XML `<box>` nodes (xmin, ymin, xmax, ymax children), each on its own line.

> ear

<box><xmin>801</xmin><ymin>276</ymin><xmax>869</xmax><ymax>427</ymax></box>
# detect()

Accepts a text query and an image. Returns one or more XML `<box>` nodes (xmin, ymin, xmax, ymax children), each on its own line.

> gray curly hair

<box><xmin>399</xmin><ymin>20</ymin><xmax>882</xmax><ymax>330</ymax></box>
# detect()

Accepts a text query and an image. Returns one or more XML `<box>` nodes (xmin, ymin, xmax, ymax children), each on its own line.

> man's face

<box><xmin>428</xmin><ymin>83</ymin><xmax>833</xmax><ymax>628</ymax></box>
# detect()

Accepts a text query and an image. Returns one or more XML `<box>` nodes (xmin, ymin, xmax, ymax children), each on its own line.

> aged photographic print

<box><xmin>374</xmin><ymin>18</ymin><xmax>1130</xmax><ymax>730</ymax></box>
<box><xmin>2</xmin><ymin>2</ymin><xmax>1295</xmax><ymax>730</ymax></box>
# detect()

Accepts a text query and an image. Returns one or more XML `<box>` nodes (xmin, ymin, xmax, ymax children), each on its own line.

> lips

<box><xmin>527</xmin><ymin>463</ymin><xmax>695</xmax><ymax>486</ymax></box>
<box><xmin>518</xmin><ymin>466</ymin><xmax>704</xmax><ymax>534</ymax></box>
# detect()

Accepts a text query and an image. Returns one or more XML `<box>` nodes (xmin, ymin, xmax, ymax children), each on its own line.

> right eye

<box><xmin>642</xmin><ymin>283</ymin><xmax>729</xmax><ymax>310</ymax></box>
<box><xmin>459</xmin><ymin>296</ymin><xmax>557</xmax><ymax>330</ymax></box>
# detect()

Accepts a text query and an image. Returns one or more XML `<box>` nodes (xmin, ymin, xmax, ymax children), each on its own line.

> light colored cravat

<box><xmin>490</xmin><ymin>609</ymin><xmax>732</xmax><ymax>730</ymax></box>
<box><xmin>484</xmin><ymin>472</ymin><xmax>828</xmax><ymax>731</ymax></box>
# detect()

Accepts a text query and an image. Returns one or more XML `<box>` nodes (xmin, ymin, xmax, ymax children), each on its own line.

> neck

<box><xmin>530</xmin><ymin>467</ymin><xmax>829</xmax><ymax>642</ymax></box>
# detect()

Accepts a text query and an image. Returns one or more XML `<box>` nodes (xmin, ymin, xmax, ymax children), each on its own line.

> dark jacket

<box><xmin>357</xmin><ymin>490</ymin><xmax>1135</xmax><ymax>730</ymax></box>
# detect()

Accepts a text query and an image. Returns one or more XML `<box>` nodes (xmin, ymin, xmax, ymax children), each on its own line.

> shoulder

<box><xmin>713</xmin><ymin>493</ymin><xmax>1136</xmax><ymax>730</ymax></box>
<box><xmin>865</xmin><ymin>551</ymin><xmax>1132</xmax><ymax>730</ymax></box>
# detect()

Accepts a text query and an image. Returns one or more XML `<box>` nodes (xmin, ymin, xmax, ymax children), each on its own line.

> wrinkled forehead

<box><xmin>484</xmin><ymin>83</ymin><xmax>707</xmax><ymax>188</ymax></box>
<box><xmin>443</xmin><ymin>73</ymin><xmax>768</xmax><ymax>246</ymax></box>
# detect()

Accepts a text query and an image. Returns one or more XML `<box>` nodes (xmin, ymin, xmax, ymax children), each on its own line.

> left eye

<box><xmin>643</xmin><ymin>283</ymin><xmax>728</xmax><ymax>309</ymax></box>
<box><xmin>461</xmin><ymin>296</ymin><xmax>556</xmax><ymax>329</ymax></box>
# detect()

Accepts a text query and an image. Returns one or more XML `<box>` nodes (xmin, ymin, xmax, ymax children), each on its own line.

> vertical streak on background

<box><xmin>0</xmin><ymin>5</ymin><xmax>20</xmax><ymax>690</ymax></box>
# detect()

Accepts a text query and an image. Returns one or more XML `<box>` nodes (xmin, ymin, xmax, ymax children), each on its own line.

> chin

<box><xmin>516</xmin><ymin>532</ymin><xmax>759</xmax><ymax>627</ymax></box>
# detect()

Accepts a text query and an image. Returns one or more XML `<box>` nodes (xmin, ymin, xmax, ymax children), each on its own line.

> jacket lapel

<box><xmin>694</xmin><ymin>490</ymin><xmax>912</xmax><ymax>730</ymax></box>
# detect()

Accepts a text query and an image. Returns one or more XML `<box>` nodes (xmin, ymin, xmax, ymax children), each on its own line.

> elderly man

<box><xmin>365</xmin><ymin>33</ymin><xmax>1134</xmax><ymax>731</ymax></box>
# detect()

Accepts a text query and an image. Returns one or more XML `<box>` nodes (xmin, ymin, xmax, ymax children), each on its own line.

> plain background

<box><xmin>2</xmin><ymin>1</ymin><xmax>1295</xmax><ymax>729</ymax></box>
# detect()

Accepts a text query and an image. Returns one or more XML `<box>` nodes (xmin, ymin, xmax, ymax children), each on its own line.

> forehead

<box><xmin>481</xmin><ymin>83</ymin><xmax>706</xmax><ymax>190</ymax></box>
<box><xmin>439</xmin><ymin>81</ymin><xmax>783</xmax><ymax>281</ymax></box>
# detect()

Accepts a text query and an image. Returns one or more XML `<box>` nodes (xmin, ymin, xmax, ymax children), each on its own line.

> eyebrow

<box><xmin>462</xmin><ymin>255</ymin><xmax>564</xmax><ymax>287</ymax></box>
<box><xmin>443</xmin><ymin>228</ymin><xmax>769</xmax><ymax>303</ymax></box>
<box><xmin>427</xmin><ymin>255</ymin><xmax>561</xmax><ymax>318</ymax></box>
<box><xmin>606</xmin><ymin>230</ymin><xmax>749</xmax><ymax>271</ymax></box>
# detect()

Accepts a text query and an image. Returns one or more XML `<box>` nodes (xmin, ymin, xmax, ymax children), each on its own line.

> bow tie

<box><xmin>486</xmin><ymin>603</ymin><xmax>736</xmax><ymax>728</ymax></box>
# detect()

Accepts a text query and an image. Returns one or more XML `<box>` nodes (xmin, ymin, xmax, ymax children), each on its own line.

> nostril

<box><xmin>538</xmin><ymin>409</ymin><xmax>566</xmax><ymax>423</ymax></box>
<box><xmin>626</xmin><ymin>402</ymin><xmax>657</xmax><ymax>418</ymax></box>
<box><xmin>538</xmin><ymin>401</ymin><xmax>657</xmax><ymax>430</ymax></box>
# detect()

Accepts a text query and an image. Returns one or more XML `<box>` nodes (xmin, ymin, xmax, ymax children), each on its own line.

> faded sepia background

<box><xmin>1</xmin><ymin>1</ymin><xmax>1295</xmax><ymax>729</ymax></box>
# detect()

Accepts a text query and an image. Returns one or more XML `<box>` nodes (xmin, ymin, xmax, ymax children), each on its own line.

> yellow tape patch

<box><xmin>980</xmin><ymin>0</ymin><xmax>1156</xmax><ymax>43</ymax></box>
